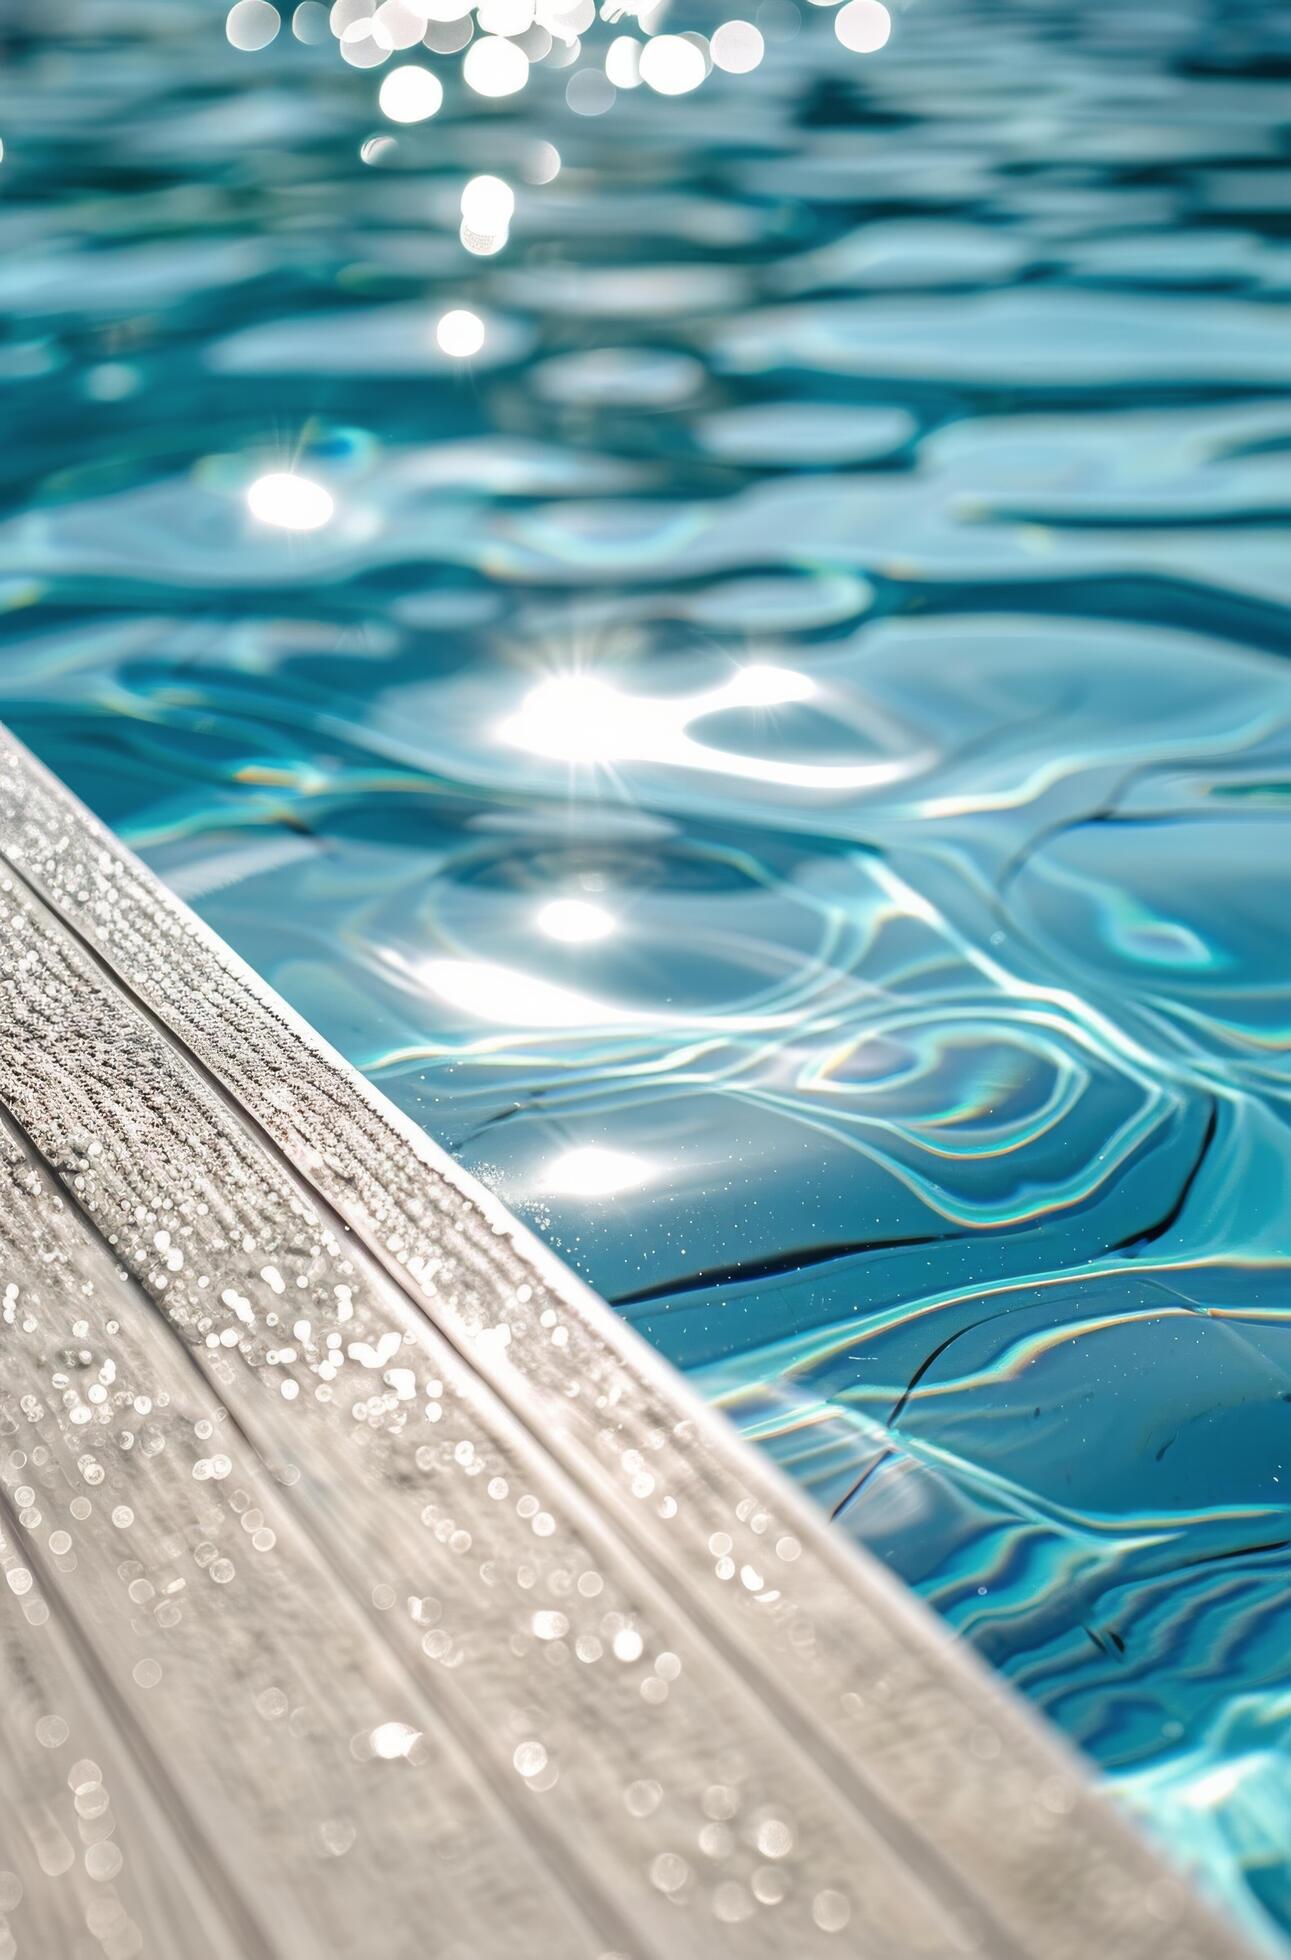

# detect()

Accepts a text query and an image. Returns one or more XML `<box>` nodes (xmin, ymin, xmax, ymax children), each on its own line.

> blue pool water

<box><xmin>2</xmin><ymin>0</ymin><xmax>1291</xmax><ymax>1938</ymax></box>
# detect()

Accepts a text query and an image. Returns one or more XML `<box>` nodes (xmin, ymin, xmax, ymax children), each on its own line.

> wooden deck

<box><xmin>0</xmin><ymin>726</ymin><xmax>1254</xmax><ymax>1957</ymax></box>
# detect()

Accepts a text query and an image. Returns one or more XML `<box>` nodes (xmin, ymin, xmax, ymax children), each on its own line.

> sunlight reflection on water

<box><xmin>2</xmin><ymin>0</ymin><xmax>1291</xmax><ymax>1938</ymax></box>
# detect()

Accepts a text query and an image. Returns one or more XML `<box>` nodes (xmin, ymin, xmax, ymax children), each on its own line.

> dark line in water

<box><xmin>979</xmin><ymin>505</ymin><xmax>1291</xmax><ymax>532</ymax></box>
<box><xmin>610</xmin><ymin>1230</ymin><xmax>955</xmax><ymax>1307</ymax></box>
<box><xmin>887</xmin><ymin>1315</ymin><xmax>998</xmax><ymax>1429</ymax></box>
<box><xmin>831</xmin><ymin>1447</ymin><xmax>895</xmax><ymax>1522</ymax></box>
<box><xmin>1116</xmin><ymin>1098</ymin><xmax>1219</xmax><ymax>1253</ymax></box>
<box><xmin>883</xmin><ymin>1101</ymin><xmax>1217</xmax><ymax>1433</ymax></box>
<box><xmin>1177</xmin><ymin>1538</ymin><xmax>1291</xmax><ymax>1571</ymax></box>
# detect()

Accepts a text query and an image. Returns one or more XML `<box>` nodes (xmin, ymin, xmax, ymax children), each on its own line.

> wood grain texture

<box><xmin>0</xmin><ymin>728</ymin><xmax>1258</xmax><ymax>1960</ymax></box>
<box><xmin>0</xmin><ymin>1112</ymin><xmax>595</xmax><ymax>1960</ymax></box>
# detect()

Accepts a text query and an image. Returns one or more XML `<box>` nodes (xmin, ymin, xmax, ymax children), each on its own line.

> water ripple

<box><xmin>2</xmin><ymin>0</ymin><xmax>1290</xmax><ymax>1940</ymax></box>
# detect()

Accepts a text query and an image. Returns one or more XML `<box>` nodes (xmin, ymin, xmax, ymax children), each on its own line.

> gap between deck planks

<box><xmin>0</xmin><ymin>728</ymin><xmax>1257</xmax><ymax>1960</ymax></box>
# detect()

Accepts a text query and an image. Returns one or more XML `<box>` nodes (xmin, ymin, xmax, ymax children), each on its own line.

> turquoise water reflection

<box><xmin>2</xmin><ymin>0</ymin><xmax>1291</xmax><ymax>1939</ymax></box>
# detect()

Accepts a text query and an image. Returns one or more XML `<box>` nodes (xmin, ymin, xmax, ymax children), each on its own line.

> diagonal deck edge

<box><xmin>0</xmin><ymin>726</ymin><xmax>1260</xmax><ymax>1960</ymax></box>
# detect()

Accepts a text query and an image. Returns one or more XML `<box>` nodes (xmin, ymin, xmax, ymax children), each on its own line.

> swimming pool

<box><xmin>2</xmin><ymin>0</ymin><xmax>1290</xmax><ymax>1940</ymax></box>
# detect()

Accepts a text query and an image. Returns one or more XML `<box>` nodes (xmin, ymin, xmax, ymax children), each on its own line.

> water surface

<box><xmin>2</xmin><ymin>0</ymin><xmax>1291</xmax><ymax>1940</ymax></box>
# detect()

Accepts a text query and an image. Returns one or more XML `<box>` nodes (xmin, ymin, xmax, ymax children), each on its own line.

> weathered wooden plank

<box><xmin>0</xmin><ymin>1416</ymin><xmax>245</xmax><ymax>1960</ymax></box>
<box><xmin>0</xmin><ymin>1113</ymin><xmax>599</xmax><ymax>1960</ymax></box>
<box><xmin>0</xmin><ymin>728</ymin><xmax>1258</xmax><ymax>1959</ymax></box>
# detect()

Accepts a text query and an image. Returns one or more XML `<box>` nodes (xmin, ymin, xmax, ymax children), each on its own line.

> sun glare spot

<box><xmin>543</xmin><ymin>1146</ymin><xmax>655</xmax><ymax>1198</ymax></box>
<box><xmin>463</xmin><ymin>34</ymin><xmax>531</xmax><ymax>94</ymax></box>
<box><xmin>501</xmin><ymin>675</ymin><xmax>635</xmax><ymax>763</ymax></box>
<box><xmin>226</xmin><ymin>0</ymin><xmax>281</xmax><ymax>49</ymax></box>
<box><xmin>499</xmin><ymin>664</ymin><xmax>921</xmax><ymax>792</ymax></box>
<box><xmin>369</xmin><ymin>1722</ymin><xmax>420</xmax><ymax>1760</ymax></box>
<box><xmin>436</xmin><ymin>307</ymin><xmax>487</xmax><ymax>356</ymax></box>
<box><xmin>477</xmin><ymin>0</ymin><xmax>535</xmax><ymax>30</ymax></box>
<box><xmin>461</xmin><ymin>174</ymin><xmax>516</xmax><ymax>229</ymax></box>
<box><xmin>378</xmin><ymin>64</ymin><xmax>444</xmax><ymax>120</ymax></box>
<box><xmin>727</xmin><ymin>663</ymin><xmax>817</xmax><ymax>707</ymax></box>
<box><xmin>537</xmin><ymin>897</ymin><xmax>617</xmax><ymax>943</ymax></box>
<box><xmin>638</xmin><ymin>33</ymin><xmax>707</xmax><ymax>93</ymax></box>
<box><xmin>245</xmin><ymin>471</ymin><xmax>335</xmax><ymax>531</ymax></box>
<box><xmin>835</xmin><ymin>0</ymin><xmax>890</xmax><ymax>52</ymax></box>
<box><xmin>711</xmin><ymin>18</ymin><xmax>764</xmax><ymax>70</ymax></box>
<box><xmin>605</xmin><ymin>36</ymin><xmax>642</xmax><ymax>87</ymax></box>
<box><xmin>420</xmin><ymin>957</ymin><xmax>631</xmax><ymax>1026</ymax></box>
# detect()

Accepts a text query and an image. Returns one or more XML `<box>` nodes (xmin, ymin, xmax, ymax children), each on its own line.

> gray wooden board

<box><xmin>0</xmin><ymin>728</ymin><xmax>1258</xmax><ymax>1960</ymax></box>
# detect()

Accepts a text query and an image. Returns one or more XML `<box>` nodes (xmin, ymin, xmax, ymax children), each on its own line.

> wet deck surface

<box><xmin>0</xmin><ymin>727</ymin><xmax>1254</xmax><ymax>1957</ymax></box>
